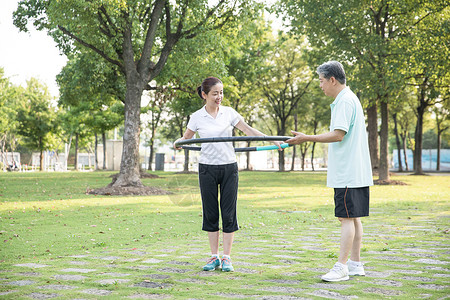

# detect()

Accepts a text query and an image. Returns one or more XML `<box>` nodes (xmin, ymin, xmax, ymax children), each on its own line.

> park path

<box><xmin>1</xmin><ymin>216</ymin><xmax>449</xmax><ymax>299</ymax></box>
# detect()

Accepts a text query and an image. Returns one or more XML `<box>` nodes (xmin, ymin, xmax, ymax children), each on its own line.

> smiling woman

<box><xmin>172</xmin><ymin>76</ymin><xmax>284</xmax><ymax>273</ymax></box>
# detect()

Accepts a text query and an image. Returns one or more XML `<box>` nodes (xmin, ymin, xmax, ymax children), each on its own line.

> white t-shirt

<box><xmin>327</xmin><ymin>87</ymin><xmax>373</xmax><ymax>188</ymax></box>
<box><xmin>187</xmin><ymin>106</ymin><xmax>243</xmax><ymax>165</ymax></box>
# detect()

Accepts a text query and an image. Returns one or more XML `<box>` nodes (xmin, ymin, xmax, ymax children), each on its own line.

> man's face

<box><xmin>319</xmin><ymin>74</ymin><xmax>332</xmax><ymax>97</ymax></box>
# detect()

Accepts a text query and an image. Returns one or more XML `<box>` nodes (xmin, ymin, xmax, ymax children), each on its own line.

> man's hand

<box><xmin>286</xmin><ymin>130</ymin><xmax>309</xmax><ymax>145</ymax></box>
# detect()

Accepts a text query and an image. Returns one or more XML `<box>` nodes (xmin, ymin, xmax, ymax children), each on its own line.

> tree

<box><xmin>14</xmin><ymin>0</ymin><xmax>254</xmax><ymax>188</ymax></box>
<box><xmin>56</xmin><ymin>53</ymin><xmax>124</xmax><ymax>170</ymax></box>
<box><xmin>224</xmin><ymin>13</ymin><xmax>275</xmax><ymax>170</ymax></box>
<box><xmin>157</xmin><ymin>27</ymin><xmax>231</xmax><ymax>172</ymax></box>
<box><xmin>390</xmin><ymin>88</ymin><xmax>415</xmax><ymax>171</ymax></box>
<box><xmin>301</xmin><ymin>85</ymin><xmax>330</xmax><ymax>171</ymax></box>
<box><xmin>258</xmin><ymin>36</ymin><xmax>312</xmax><ymax>171</ymax></box>
<box><xmin>143</xmin><ymin>87</ymin><xmax>172</xmax><ymax>171</ymax></box>
<box><xmin>0</xmin><ymin>69</ymin><xmax>21</xmax><ymax>171</ymax></box>
<box><xmin>403</xmin><ymin>6</ymin><xmax>450</xmax><ymax>175</ymax></box>
<box><xmin>16</xmin><ymin>78</ymin><xmax>56</xmax><ymax>171</ymax></box>
<box><xmin>434</xmin><ymin>100</ymin><xmax>450</xmax><ymax>171</ymax></box>
<box><xmin>279</xmin><ymin>0</ymin><xmax>448</xmax><ymax>181</ymax></box>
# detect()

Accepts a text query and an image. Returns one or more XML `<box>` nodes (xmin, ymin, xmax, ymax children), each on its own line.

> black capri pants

<box><xmin>198</xmin><ymin>162</ymin><xmax>239</xmax><ymax>233</ymax></box>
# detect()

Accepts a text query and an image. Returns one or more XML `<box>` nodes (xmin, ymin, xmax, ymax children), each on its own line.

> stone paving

<box><xmin>1</xmin><ymin>224</ymin><xmax>449</xmax><ymax>299</ymax></box>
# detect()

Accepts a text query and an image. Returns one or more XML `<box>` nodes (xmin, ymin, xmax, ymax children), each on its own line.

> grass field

<box><xmin>0</xmin><ymin>171</ymin><xmax>449</xmax><ymax>299</ymax></box>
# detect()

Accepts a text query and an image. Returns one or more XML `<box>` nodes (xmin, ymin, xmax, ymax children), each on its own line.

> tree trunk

<box><xmin>102</xmin><ymin>132</ymin><xmax>107</xmax><ymax>170</ymax></box>
<box><xmin>311</xmin><ymin>142</ymin><xmax>316</xmax><ymax>171</ymax></box>
<box><xmin>300</xmin><ymin>149</ymin><xmax>305</xmax><ymax>171</ymax></box>
<box><xmin>437</xmin><ymin>131</ymin><xmax>441</xmax><ymax>171</ymax></box>
<box><xmin>1</xmin><ymin>136</ymin><xmax>6</xmax><ymax>172</ymax></box>
<box><xmin>66</xmin><ymin>133</ymin><xmax>73</xmax><ymax>171</ymax></box>
<box><xmin>39</xmin><ymin>137</ymin><xmax>43</xmax><ymax>171</ymax></box>
<box><xmin>183</xmin><ymin>148</ymin><xmax>189</xmax><ymax>172</ymax></box>
<box><xmin>400</xmin><ymin>132</ymin><xmax>409</xmax><ymax>171</ymax></box>
<box><xmin>379</xmin><ymin>101</ymin><xmax>390</xmax><ymax>181</ymax></box>
<box><xmin>291</xmin><ymin>109</ymin><xmax>298</xmax><ymax>171</ymax></box>
<box><xmin>278</xmin><ymin>151</ymin><xmax>285</xmax><ymax>171</ymax></box>
<box><xmin>74</xmin><ymin>133</ymin><xmax>79</xmax><ymax>171</ymax></box>
<box><xmin>148</xmin><ymin>143</ymin><xmax>154</xmax><ymax>171</ymax></box>
<box><xmin>310</xmin><ymin>122</ymin><xmax>318</xmax><ymax>171</ymax></box>
<box><xmin>94</xmin><ymin>133</ymin><xmax>98</xmax><ymax>170</ymax></box>
<box><xmin>414</xmin><ymin>101</ymin><xmax>426</xmax><ymax>175</ymax></box>
<box><xmin>392</xmin><ymin>113</ymin><xmax>403</xmax><ymax>171</ymax></box>
<box><xmin>113</xmin><ymin>81</ymin><xmax>144</xmax><ymax>187</ymax></box>
<box><xmin>436</xmin><ymin>119</ymin><xmax>442</xmax><ymax>171</ymax></box>
<box><xmin>300</xmin><ymin>144</ymin><xmax>308</xmax><ymax>171</ymax></box>
<box><xmin>246</xmin><ymin>141</ymin><xmax>251</xmax><ymax>170</ymax></box>
<box><xmin>413</xmin><ymin>85</ymin><xmax>429</xmax><ymax>175</ymax></box>
<box><xmin>367</xmin><ymin>102</ymin><xmax>379</xmax><ymax>171</ymax></box>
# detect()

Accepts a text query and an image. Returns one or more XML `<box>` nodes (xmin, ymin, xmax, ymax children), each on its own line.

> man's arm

<box><xmin>286</xmin><ymin>129</ymin><xmax>345</xmax><ymax>145</ymax></box>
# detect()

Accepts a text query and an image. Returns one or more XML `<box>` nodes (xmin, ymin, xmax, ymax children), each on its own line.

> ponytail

<box><xmin>197</xmin><ymin>86</ymin><xmax>203</xmax><ymax>100</ymax></box>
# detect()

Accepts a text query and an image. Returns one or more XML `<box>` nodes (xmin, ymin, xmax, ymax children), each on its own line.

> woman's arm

<box><xmin>234</xmin><ymin>120</ymin><xmax>266</xmax><ymax>137</ymax></box>
<box><xmin>235</xmin><ymin>120</ymin><xmax>282</xmax><ymax>150</ymax></box>
<box><xmin>173</xmin><ymin>129</ymin><xmax>196</xmax><ymax>150</ymax></box>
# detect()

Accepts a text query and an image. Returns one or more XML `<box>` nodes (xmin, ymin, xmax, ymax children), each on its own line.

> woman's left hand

<box><xmin>273</xmin><ymin>141</ymin><xmax>283</xmax><ymax>151</ymax></box>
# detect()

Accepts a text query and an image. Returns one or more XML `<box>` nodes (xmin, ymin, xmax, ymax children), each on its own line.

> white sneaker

<box><xmin>321</xmin><ymin>262</ymin><xmax>349</xmax><ymax>282</ymax></box>
<box><xmin>347</xmin><ymin>259</ymin><xmax>365</xmax><ymax>276</ymax></box>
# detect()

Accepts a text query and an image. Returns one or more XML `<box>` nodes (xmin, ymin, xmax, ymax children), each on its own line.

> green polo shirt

<box><xmin>327</xmin><ymin>87</ymin><xmax>373</xmax><ymax>188</ymax></box>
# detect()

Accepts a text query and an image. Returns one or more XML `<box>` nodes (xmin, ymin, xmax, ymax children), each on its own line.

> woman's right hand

<box><xmin>174</xmin><ymin>138</ymin><xmax>183</xmax><ymax>150</ymax></box>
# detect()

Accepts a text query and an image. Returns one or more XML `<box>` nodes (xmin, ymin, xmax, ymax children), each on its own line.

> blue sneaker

<box><xmin>221</xmin><ymin>257</ymin><xmax>234</xmax><ymax>272</ymax></box>
<box><xmin>203</xmin><ymin>256</ymin><xmax>221</xmax><ymax>271</ymax></box>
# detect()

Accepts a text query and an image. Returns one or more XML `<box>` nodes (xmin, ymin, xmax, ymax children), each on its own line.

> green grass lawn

<box><xmin>0</xmin><ymin>171</ymin><xmax>449</xmax><ymax>299</ymax></box>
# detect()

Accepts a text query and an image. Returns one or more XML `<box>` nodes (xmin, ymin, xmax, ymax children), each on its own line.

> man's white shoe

<box><xmin>347</xmin><ymin>259</ymin><xmax>365</xmax><ymax>276</ymax></box>
<box><xmin>321</xmin><ymin>262</ymin><xmax>350</xmax><ymax>282</ymax></box>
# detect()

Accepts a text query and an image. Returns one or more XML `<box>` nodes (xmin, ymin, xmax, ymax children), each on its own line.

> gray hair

<box><xmin>316</xmin><ymin>61</ymin><xmax>346</xmax><ymax>85</ymax></box>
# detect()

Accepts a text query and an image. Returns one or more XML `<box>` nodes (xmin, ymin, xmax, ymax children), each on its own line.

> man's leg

<box><xmin>321</xmin><ymin>217</ymin><xmax>353</xmax><ymax>281</ymax></box>
<box><xmin>338</xmin><ymin>218</ymin><xmax>355</xmax><ymax>264</ymax></box>
<box><xmin>350</xmin><ymin>218</ymin><xmax>363</xmax><ymax>262</ymax></box>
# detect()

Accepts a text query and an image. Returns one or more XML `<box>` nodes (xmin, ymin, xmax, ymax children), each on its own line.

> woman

<box><xmin>174</xmin><ymin>77</ymin><xmax>281</xmax><ymax>272</ymax></box>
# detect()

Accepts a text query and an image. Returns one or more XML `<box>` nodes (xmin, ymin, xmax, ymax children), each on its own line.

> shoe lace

<box><xmin>222</xmin><ymin>257</ymin><xmax>231</xmax><ymax>265</ymax></box>
<box><xmin>207</xmin><ymin>257</ymin><xmax>218</xmax><ymax>264</ymax></box>
<box><xmin>331</xmin><ymin>264</ymin><xmax>344</xmax><ymax>272</ymax></box>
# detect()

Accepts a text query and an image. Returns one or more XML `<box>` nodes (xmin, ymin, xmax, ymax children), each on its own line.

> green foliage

<box><xmin>16</xmin><ymin>78</ymin><xmax>57</xmax><ymax>152</ymax></box>
<box><xmin>257</xmin><ymin>35</ymin><xmax>313</xmax><ymax>135</ymax></box>
<box><xmin>56</xmin><ymin>52</ymin><xmax>124</xmax><ymax>143</ymax></box>
<box><xmin>0</xmin><ymin>68</ymin><xmax>23</xmax><ymax>154</ymax></box>
<box><xmin>278</xmin><ymin>0</ymin><xmax>448</xmax><ymax>103</ymax></box>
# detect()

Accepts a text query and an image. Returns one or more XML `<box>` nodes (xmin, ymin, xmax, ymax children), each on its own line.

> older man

<box><xmin>287</xmin><ymin>61</ymin><xmax>373</xmax><ymax>282</ymax></box>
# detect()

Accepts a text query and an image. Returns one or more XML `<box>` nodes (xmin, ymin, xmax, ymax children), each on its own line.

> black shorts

<box><xmin>199</xmin><ymin>163</ymin><xmax>239</xmax><ymax>233</ymax></box>
<box><xmin>334</xmin><ymin>187</ymin><xmax>370</xmax><ymax>218</ymax></box>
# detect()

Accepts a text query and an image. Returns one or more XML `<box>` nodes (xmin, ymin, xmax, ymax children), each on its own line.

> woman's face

<box><xmin>203</xmin><ymin>83</ymin><xmax>223</xmax><ymax>107</ymax></box>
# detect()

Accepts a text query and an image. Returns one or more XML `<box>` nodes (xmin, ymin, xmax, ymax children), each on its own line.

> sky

<box><xmin>0</xmin><ymin>1</ymin><xmax>67</xmax><ymax>97</ymax></box>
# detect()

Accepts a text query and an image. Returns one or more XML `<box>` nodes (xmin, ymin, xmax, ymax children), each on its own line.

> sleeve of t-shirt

<box><xmin>186</xmin><ymin>114</ymin><xmax>197</xmax><ymax>132</ymax></box>
<box><xmin>229</xmin><ymin>107</ymin><xmax>243</xmax><ymax>127</ymax></box>
<box><xmin>331</xmin><ymin>100</ymin><xmax>354</xmax><ymax>133</ymax></box>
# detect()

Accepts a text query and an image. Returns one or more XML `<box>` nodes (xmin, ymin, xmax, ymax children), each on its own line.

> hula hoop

<box><xmin>175</xmin><ymin>136</ymin><xmax>292</xmax><ymax>152</ymax></box>
<box><xmin>181</xmin><ymin>143</ymin><xmax>291</xmax><ymax>152</ymax></box>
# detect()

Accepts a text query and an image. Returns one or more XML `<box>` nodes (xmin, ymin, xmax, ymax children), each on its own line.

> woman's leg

<box><xmin>208</xmin><ymin>231</ymin><xmax>220</xmax><ymax>255</ymax></box>
<box><xmin>223</xmin><ymin>232</ymin><xmax>234</xmax><ymax>256</ymax></box>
